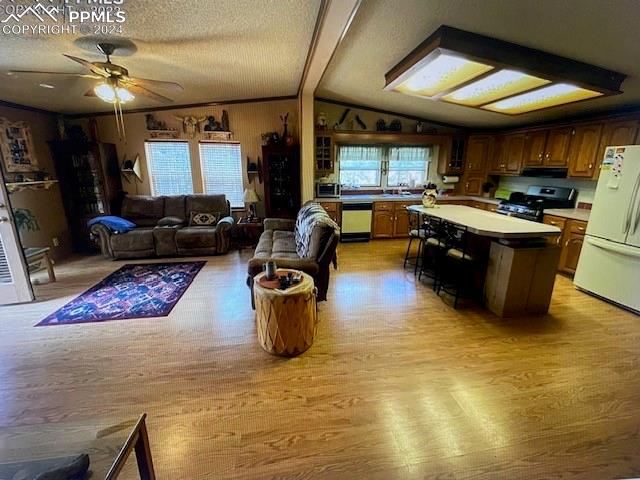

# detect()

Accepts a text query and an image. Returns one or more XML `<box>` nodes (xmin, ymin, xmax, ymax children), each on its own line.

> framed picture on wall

<box><xmin>0</xmin><ymin>118</ymin><xmax>39</xmax><ymax>173</ymax></box>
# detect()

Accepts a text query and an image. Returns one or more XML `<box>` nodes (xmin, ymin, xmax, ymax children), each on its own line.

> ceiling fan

<box><xmin>9</xmin><ymin>42</ymin><xmax>184</xmax><ymax>140</ymax></box>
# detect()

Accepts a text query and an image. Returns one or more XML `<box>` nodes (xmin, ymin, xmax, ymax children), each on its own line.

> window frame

<box><xmin>144</xmin><ymin>140</ymin><xmax>194</xmax><ymax>196</ymax></box>
<box><xmin>198</xmin><ymin>140</ymin><xmax>245</xmax><ymax>209</ymax></box>
<box><xmin>337</xmin><ymin>144</ymin><xmax>431</xmax><ymax>189</ymax></box>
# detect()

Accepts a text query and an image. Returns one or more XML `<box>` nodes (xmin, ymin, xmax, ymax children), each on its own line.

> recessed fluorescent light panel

<box><xmin>393</xmin><ymin>53</ymin><xmax>493</xmax><ymax>98</ymax></box>
<box><xmin>483</xmin><ymin>83</ymin><xmax>603</xmax><ymax>114</ymax></box>
<box><xmin>442</xmin><ymin>70</ymin><xmax>550</xmax><ymax>107</ymax></box>
<box><xmin>384</xmin><ymin>26</ymin><xmax>625</xmax><ymax>115</ymax></box>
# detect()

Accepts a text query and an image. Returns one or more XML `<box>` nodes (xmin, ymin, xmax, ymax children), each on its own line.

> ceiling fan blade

<box><xmin>8</xmin><ymin>70</ymin><xmax>101</xmax><ymax>79</ymax></box>
<box><xmin>63</xmin><ymin>54</ymin><xmax>109</xmax><ymax>77</ymax></box>
<box><xmin>121</xmin><ymin>83</ymin><xmax>174</xmax><ymax>103</ymax></box>
<box><xmin>125</xmin><ymin>76</ymin><xmax>184</xmax><ymax>92</ymax></box>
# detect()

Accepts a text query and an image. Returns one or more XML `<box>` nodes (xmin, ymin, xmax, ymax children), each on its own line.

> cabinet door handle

<box><xmin>588</xmin><ymin>163</ymin><xmax>593</xmax><ymax>169</ymax></box>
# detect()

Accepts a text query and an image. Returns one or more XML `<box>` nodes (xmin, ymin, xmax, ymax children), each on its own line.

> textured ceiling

<box><xmin>318</xmin><ymin>0</ymin><xmax>640</xmax><ymax>128</ymax></box>
<box><xmin>0</xmin><ymin>0</ymin><xmax>321</xmax><ymax>114</ymax></box>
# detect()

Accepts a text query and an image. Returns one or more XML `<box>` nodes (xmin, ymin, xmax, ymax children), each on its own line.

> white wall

<box><xmin>497</xmin><ymin>176</ymin><xmax>597</xmax><ymax>205</ymax></box>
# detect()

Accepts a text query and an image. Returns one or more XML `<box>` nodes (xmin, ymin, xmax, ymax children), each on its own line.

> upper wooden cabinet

<box><xmin>465</xmin><ymin>135</ymin><xmax>492</xmax><ymax>174</ymax></box>
<box><xmin>487</xmin><ymin>134</ymin><xmax>523</xmax><ymax>175</ymax></box>
<box><xmin>595</xmin><ymin>119</ymin><xmax>640</xmax><ymax>179</ymax></box>
<box><xmin>545</xmin><ymin>127</ymin><xmax>573</xmax><ymax>166</ymax></box>
<box><xmin>437</xmin><ymin>135</ymin><xmax>466</xmax><ymax>175</ymax></box>
<box><xmin>504</xmin><ymin>134</ymin><xmax>525</xmax><ymax>174</ymax></box>
<box><xmin>523</xmin><ymin>130</ymin><xmax>548</xmax><ymax>166</ymax></box>
<box><xmin>567</xmin><ymin>123</ymin><xmax>603</xmax><ymax>178</ymax></box>
<box><xmin>463</xmin><ymin>177</ymin><xmax>484</xmax><ymax>195</ymax></box>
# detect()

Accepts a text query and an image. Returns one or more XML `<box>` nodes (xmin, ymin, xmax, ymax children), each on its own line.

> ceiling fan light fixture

<box><xmin>116</xmin><ymin>87</ymin><xmax>134</xmax><ymax>103</ymax></box>
<box><xmin>384</xmin><ymin>26</ymin><xmax>625</xmax><ymax>114</ymax></box>
<box><xmin>94</xmin><ymin>82</ymin><xmax>116</xmax><ymax>103</ymax></box>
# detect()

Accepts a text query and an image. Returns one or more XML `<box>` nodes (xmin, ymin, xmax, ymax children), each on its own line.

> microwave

<box><xmin>315</xmin><ymin>182</ymin><xmax>341</xmax><ymax>198</ymax></box>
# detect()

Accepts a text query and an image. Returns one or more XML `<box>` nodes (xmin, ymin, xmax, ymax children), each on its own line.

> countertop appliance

<box><xmin>574</xmin><ymin>145</ymin><xmax>640</xmax><ymax>314</ymax></box>
<box><xmin>315</xmin><ymin>182</ymin><xmax>341</xmax><ymax>198</ymax></box>
<box><xmin>341</xmin><ymin>202</ymin><xmax>372</xmax><ymax>242</ymax></box>
<box><xmin>496</xmin><ymin>185</ymin><xmax>576</xmax><ymax>222</ymax></box>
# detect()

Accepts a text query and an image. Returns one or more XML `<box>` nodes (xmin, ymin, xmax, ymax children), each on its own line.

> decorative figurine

<box><xmin>280</xmin><ymin>113</ymin><xmax>293</xmax><ymax>145</ymax></box>
<box><xmin>316</xmin><ymin>112</ymin><xmax>327</xmax><ymax>129</ymax></box>
<box><xmin>221</xmin><ymin>110</ymin><xmax>230</xmax><ymax>131</ymax></box>
<box><xmin>389</xmin><ymin>119</ymin><xmax>402</xmax><ymax>131</ymax></box>
<box><xmin>416</xmin><ymin>121</ymin><xmax>423</xmax><ymax>133</ymax></box>
<box><xmin>203</xmin><ymin>116</ymin><xmax>222</xmax><ymax>131</ymax></box>
<box><xmin>355</xmin><ymin>115</ymin><xmax>367</xmax><ymax>130</ymax></box>
<box><xmin>174</xmin><ymin>115</ymin><xmax>207</xmax><ymax>138</ymax></box>
<box><xmin>422</xmin><ymin>183</ymin><xmax>438</xmax><ymax>208</ymax></box>
<box><xmin>333</xmin><ymin>108</ymin><xmax>350</xmax><ymax>130</ymax></box>
<box><xmin>145</xmin><ymin>114</ymin><xmax>168</xmax><ymax>131</ymax></box>
<box><xmin>376</xmin><ymin>119</ymin><xmax>386</xmax><ymax>131</ymax></box>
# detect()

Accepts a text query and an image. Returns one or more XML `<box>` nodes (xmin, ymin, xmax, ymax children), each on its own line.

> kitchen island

<box><xmin>408</xmin><ymin>205</ymin><xmax>562</xmax><ymax>317</ymax></box>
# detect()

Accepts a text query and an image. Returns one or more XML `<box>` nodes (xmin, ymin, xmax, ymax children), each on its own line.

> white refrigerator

<box><xmin>574</xmin><ymin>145</ymin><xmax>640</xmax><ymax>313</ymax></box>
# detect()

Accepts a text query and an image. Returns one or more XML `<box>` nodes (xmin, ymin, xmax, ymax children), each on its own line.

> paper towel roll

<box><xmin>442</xmin><ymin>176</ymin><xmax>460</xmax><ymax>183</ymax></box>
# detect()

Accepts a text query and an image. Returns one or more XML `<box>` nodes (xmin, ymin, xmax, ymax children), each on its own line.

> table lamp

<box><xmin>243</xmin><ymin>188</ymin><xmax>260</xmax><ymax>221</ymax></box>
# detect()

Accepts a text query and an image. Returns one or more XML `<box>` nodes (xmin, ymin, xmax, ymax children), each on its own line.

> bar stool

<box><xmin>403</xmin><ymin>208</ymin><xmax>428</xmax><ymax>274</ymax></box>
<box><xmin>418</xmin><ymin>216</ymin><xmax>446</xmax><ymax>288</ymax></box>
<box><xmin>437</xmin><ymin>222</ymin><xmax>477</xmax><ymax>308</ymax></box>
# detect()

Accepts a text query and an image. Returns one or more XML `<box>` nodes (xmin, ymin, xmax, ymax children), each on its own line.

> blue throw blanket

<box><xmin>87</xmin><ymin>216</ymin><xmax>136</xmax><ymax>233</ymax></box>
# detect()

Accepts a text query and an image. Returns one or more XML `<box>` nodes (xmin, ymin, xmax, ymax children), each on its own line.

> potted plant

<box><xmin>482</xmin><ymin>181</ymin><xmax>495</xmax><ymax>198</ymax></box>
<box><xmin>13</xmin><ymin>208</ymin><xmax>40</xmax><ymax>244</ymax></box>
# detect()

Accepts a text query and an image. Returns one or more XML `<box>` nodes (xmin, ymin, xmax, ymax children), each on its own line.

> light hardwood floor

<box><xmin>1</xmin><ymin>240</ymin><xmax>639</xmax><ymax>479</ymax></box>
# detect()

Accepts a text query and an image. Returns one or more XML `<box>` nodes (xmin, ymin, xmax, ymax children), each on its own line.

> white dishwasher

<box><xmin>341</xmin><ymin>202</ymin><xmax>373</xmax><ymax>242</ymax></box>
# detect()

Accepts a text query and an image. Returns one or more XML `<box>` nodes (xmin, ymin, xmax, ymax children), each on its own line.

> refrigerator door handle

<box><xmin>623</xmin><ymin>172</ymin><xmax>640</xmax><ymax>234</ymax></box>
<box><xmin>586</xmin><ymin>236</ymin><xmax>640</xmax><ymax>258</ymax></box>
<box><xmin>632</xmin><ymin>179</ymin><xmax>640</xmax><ymax>234</ymax></box>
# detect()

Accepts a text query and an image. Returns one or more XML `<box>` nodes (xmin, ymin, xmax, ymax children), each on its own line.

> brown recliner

<box><xmin>247</xmin><ymin>202</ymin><xmax>340</xmax><ymax>305</ymax></box>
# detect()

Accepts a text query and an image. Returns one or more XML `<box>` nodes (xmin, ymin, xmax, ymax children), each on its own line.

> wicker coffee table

<box><xmin>253</xmin><ymin>269</ymin><xmax>317</xmax><ymax>357</ymax></box>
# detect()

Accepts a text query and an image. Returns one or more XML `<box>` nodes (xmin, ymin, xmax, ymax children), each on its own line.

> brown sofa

<box><xmin>247</xmin><ymin>202</ymin><xmax>340</xmax><ymax>304</ymax></box>
<box><xmin>91</xmin><ymin>194</ymin><xmax>235</xmax><ymax>259</ymax></box>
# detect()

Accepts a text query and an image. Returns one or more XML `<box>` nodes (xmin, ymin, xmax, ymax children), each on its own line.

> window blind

<box><xmin>199</xmin><ymin>142</ymin><xmax>244</xmax><ymax>208</ymax></box>
<box><xmin>338</xmin><ymin>145</ymin><xmax>384</xmax><ymax>187</ymax></box>
<box><xmin>0</xmin><ymin>236</ymin><xmax>13</xmax><ymax>284</ymax></box>
<box><xmin>144</xmin><ymin>141</ymin><xmax>193</xmax><ymax>196</ymax></box>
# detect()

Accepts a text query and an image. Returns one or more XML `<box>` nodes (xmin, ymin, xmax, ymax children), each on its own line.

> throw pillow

<box><xmin>157</xmin><ymin>216</ymin><xmax>185</xmax><ymax>227</ymax></box>
<box><xmin>189</xmin><ymin>211</ymin><xmax>221</xmax><ymax>227</ymax></box>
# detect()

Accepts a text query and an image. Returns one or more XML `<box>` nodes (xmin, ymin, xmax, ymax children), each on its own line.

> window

<box><xmin>338</xmin><ymin>145</ymin><xmax>430</xmax><ymax>188</ymax></box>
<box><xmin>338</xmin><ymin>145</ymin><xmax>384</xmax><ymax>187</ymax></box>
<box><xmin>144</xmin><ymin>141</ymin><xmax>193</xmax><ymax>196</ymax></box>
<box><xmin>199</xmin><ymin>142</ymin><xmax>244</xmax><ymax>208</ymax></box>
<box><xmin>387</xmin><ymin>146</ymin><xmax>430</xmax><ymax>187</ymax></box>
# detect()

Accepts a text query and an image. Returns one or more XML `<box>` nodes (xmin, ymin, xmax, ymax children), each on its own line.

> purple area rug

<box><xmin>37</xmin><ymin>261</ymin><xmax>205</xmax><ymax>326</ymax></box>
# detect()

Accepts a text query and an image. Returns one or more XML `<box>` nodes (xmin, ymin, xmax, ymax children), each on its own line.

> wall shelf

<box><xmin>6</xmin><ymin>180</ymin><xmax>58</xmax><ymax>194</ymax></box>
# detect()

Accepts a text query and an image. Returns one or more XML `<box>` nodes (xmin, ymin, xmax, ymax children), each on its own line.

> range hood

<box><xmin>520</xmin><ymin>167</ymin><xmax>568</xmax><ymax>178</ymax></box>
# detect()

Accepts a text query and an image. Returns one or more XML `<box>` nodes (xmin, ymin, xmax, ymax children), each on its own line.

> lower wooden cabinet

<box><xmin>318</xmin><ymin>201</ymin><xmax>342</xmax><ymax>226</ymax></box>
<box><xmin>372</xmin><ymin>210</ymin><xmax>394</xmax><ymax>238</ymax></box>
<box><xmin>542</xmin><ymin>214</ymin><xmax>567</xmax><ymax>246</ymax></box>
<box><xmin>372</xmin><ymin>201</ymin><xmax>420</xmax><ymax>238</ymax></box>
<box><xmin>559</xmin><ymin>230</ymin><xmax>585</xmax><ymax>274</ymax></box>
<box><xmin>543</xmin><ymin>215</ymin><xmax>587</xmax><ymax>274</ymax></box>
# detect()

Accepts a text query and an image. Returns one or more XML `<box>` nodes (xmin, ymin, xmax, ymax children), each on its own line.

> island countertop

<box><xmin>408</xmin><ymin>204</ymin><xmax>562</xmax><ymax>239</ymax></box>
